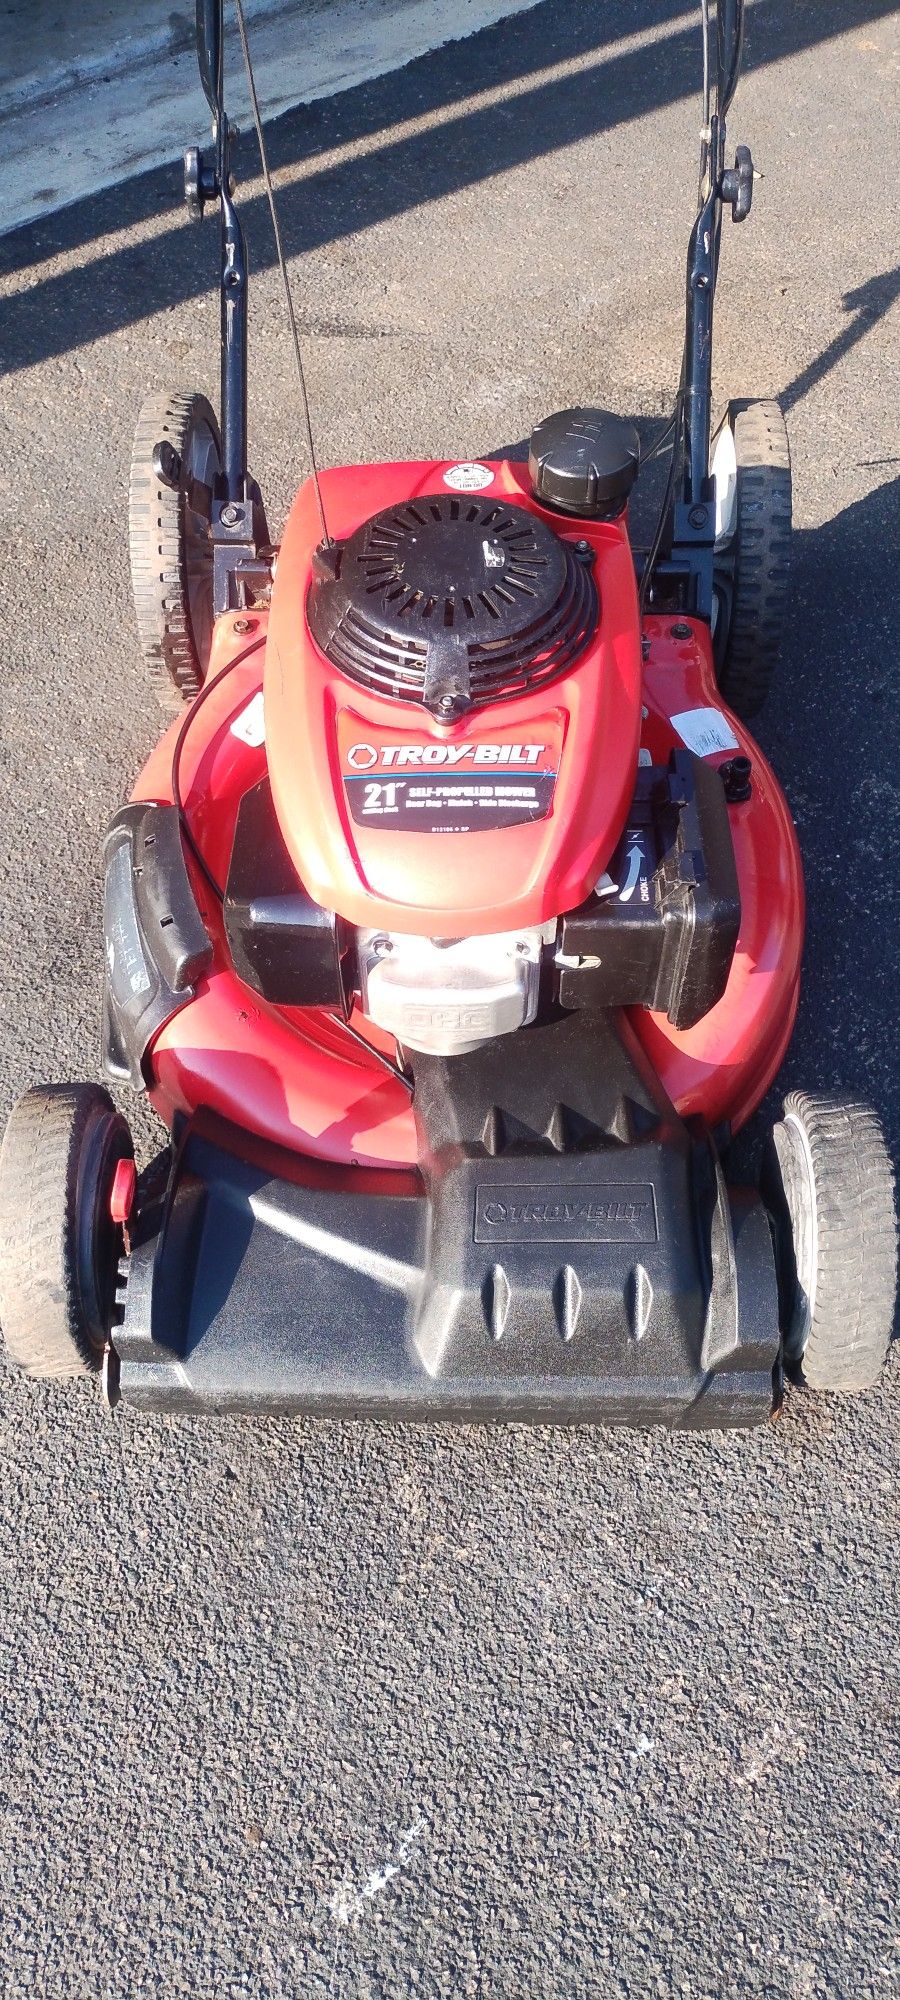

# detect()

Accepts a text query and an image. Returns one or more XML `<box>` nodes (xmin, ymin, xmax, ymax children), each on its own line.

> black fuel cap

<box><xmin>528</xmin><ymin>407</ymin><xmax>640</xmax><ymax>518</ymax></box>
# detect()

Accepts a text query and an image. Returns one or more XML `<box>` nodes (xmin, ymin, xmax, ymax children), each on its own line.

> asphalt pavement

<box><xmin>1</xmin><ymin>1</ymin><xmax>899</xmax><ymax>1994</ymax></box>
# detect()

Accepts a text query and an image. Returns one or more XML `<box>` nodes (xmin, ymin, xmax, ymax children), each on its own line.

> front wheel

<box><xmin>762</xmin><ymin>1091</ymin><xmax>897</xmax><ymax>1392</ymax></box>
<box><xmin>0</xmin><ymin>1085</ymin><xmax>133</xmax><ymax>1379</ymax></box>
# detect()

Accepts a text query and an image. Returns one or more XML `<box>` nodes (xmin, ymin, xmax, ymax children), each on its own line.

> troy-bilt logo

<box><xmin>346</xmin><ymin>741</ymin><xmax>548</xmax><ymax>770</ymax></box>
<box><xmin>481</xmin><ymin>1198</ymin><xmax>652</xmax><ymax>1228</ymax></box>
<box><xmin>474</xmin><ymin>1181</ymin><xmax>659</xmax><ymax>1245</ymax></box>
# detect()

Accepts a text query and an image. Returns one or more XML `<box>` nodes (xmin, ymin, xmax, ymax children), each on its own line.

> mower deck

<box><xmin>116</xmin><ymin>1126</ymin><xmax>780</xmax><ymax>1426</ymax></box>
<box><xmin>126</xmin><ymin>461</ymin><xmax>804</xmax><ymax>1167</ymax></box>
<box><xmin>114</xmin><ymin>1009</ymin><xmax>781</xmax><ymax>1426</ymax></box>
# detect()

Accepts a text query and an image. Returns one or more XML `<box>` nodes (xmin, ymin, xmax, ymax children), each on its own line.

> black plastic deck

<box><xmin>114</xmin><ymin>1013</ymin><xmax>779</xmax><ymax>1427</ymax></box>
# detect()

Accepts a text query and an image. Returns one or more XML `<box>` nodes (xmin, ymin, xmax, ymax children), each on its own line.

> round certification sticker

<box><xmin>442</xmin><ymin>462</ymin><xmax>495</xmax><ymax>492</ymax></box>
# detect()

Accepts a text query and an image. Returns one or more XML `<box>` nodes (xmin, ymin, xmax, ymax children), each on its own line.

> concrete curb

<box><xmin>1</xmin><ymin>0</ymin><xmax>301</xmax><ymax>119</ymax></box>
<box><xmin>3</xmin><ymin>0</ymin><xmax>544</xmax><ymax>237</ymax></box>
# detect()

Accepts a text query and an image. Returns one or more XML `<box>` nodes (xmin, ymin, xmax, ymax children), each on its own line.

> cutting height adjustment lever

<box><xmin>720</xmin><ymin>144</ymin><xmax>755</xmax><ymax>221</ymax></box>
<box><xmin>183</xmin><ymin>145</ymin><xmax>220</xmax><ymax>222</ymax></box>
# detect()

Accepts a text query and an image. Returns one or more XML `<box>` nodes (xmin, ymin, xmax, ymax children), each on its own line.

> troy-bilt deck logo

<box><xmin>474</xmin><ymin>1182</ymin><xmax>659</xmax><ymax>1244</ymax></box>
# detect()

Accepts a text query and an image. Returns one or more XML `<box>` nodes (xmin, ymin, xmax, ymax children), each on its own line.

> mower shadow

<box><xmin>722</xmin><ymin>471</ymin><xmax>900</xmax><ymax>1351</ymax></box>
<box><xmin>780</xmin><ymin>265</ymin><xmax>900</xmax><ymax>421</ymax></box>
<box><xmin>1</xmin><ymin>0</ymin><xmax>897</xmax><ymax>373</ymax></box>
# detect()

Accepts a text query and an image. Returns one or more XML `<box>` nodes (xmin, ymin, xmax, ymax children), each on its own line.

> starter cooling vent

<box><xmin>307</xmin><ymin>496</ymin><xmax>599</xmax><ymax>718</ymax></box>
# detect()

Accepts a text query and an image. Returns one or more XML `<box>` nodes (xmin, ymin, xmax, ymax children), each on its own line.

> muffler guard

<box><xmin>115</xmin><ymin>1014</ymin><xmax>780</xmax><ymax>1426</ymax></box>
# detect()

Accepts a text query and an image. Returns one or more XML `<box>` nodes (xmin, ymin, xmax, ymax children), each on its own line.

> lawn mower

<box><xmin>0</xmin><ymin>0</ymin><xmax>895</xmax><ymax>1423</ymax></box>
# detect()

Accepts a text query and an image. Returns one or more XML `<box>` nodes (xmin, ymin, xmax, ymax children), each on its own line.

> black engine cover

<box><xmin>558</xmin><ymin>750</ymin><xmax>742</xmax><ymax>1029</ymax></box>
<box><xmin>224</xmin><ymin>777</ymin><xmax>348</xmax><ymax>1008</ymax></box>
<box><xmin>307</xmin><ymin>495</ymin><xmax>598</xmax><ymax>719</ymax></box>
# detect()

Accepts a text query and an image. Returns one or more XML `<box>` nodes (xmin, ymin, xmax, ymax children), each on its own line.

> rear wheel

<box><xmin>129</xmin><ymin>389</ymin><xmax>222</xmax><ymax>711</ymax></box>
<box><xmin>712</xmin><ymin>398</ymin><xmax>792</xmax><ymax>718</ymax></box>
<box><xmin>763</xmin><ymin>1091</ymin><xmax>897</xmax><ymax>1392</ymax></box>
<box><xmin>0</xmin><ymin>1085</ymin><xmax>133</xmax><ymax>1379</ymax></box>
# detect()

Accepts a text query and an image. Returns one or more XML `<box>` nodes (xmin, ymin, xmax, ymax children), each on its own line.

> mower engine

<box><xmin>220</xmin><ymin>454</ymin><xmax>741</xmax><ymax>1061</ymax></box>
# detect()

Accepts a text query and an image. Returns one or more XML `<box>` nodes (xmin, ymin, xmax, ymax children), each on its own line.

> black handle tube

<box><xmin>194</xmin><ymin>0</ymin><xmax>250</xmax><ymax>499</ymax></box>
<box><xmin>716</xmin><ymin>0</ymin><xmax>745</xmax><ymax>117</ymax></box>
<box><xmin>220</xmin><ymin>190</ymin><xmax>249</xmax><ymax>500</ymax></box>
<box><xmin>682</xmin><ymin>108</ymin><xmax>728</xmax><ymax>505</ymax></box>
<box><xmin>683</xmin><ymin>196</ymin><xmax>715</xmax><ymax>504</ymax></box>
<box><xmin>196</xmin><ymin>0</ymin><xmax>223</xmax><ymax>121</ymax></box>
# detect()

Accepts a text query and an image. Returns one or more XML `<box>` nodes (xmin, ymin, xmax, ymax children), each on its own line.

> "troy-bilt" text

<box><xmin>350</xmin><ymin>742</ymin><xmax>547</xmax><ymax>769</ymax></box>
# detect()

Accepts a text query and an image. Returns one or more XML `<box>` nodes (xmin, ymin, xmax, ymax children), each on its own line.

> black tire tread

<box><xmin>128</xmin><ymin>389</ymin><xmax>219</xmax><ymax>713</ymax></box>
<box><xmin>718</xmin><ymin>398</ymin><xmax>792</xmax><ymax>719</ymax></box>
<box><xmin>783</xmin><ymin>1091</ymin><xmax>897</xmax><ymax>1393</ymax></box>
<box><xmin>0</xmin><ymin>1085</ymin><xmax>121</xmax><ymax>1379</ymax></box>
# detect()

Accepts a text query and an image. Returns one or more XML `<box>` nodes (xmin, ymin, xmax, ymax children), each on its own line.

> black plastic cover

<box><xmin>224</xmin><ymin>777</ymin><xmax>347</xmax><ymax>1007</ymax></box>
<box><xmin>558</xmin><ymin>751</ymin><xmax>741</xmax><ymax>1029</ymax></box>
<box><xmin>307</xmin><ymin>497</ymin><xmax>598</xmax><ymax>719</ymax></box>
<box><xmin>113</xmin><ymin>1014</ymin><xmax>779</xmax><ymax>1427</ymax></box>
<box><xmin>102</xmin><ymin>803</ymin><xmax>213</xmax><ymax>1088</ymax></box>
<box><xmin>529</xmin><ymin>408</ymin><xmax>640</xmax><ymax>518</ymax></box>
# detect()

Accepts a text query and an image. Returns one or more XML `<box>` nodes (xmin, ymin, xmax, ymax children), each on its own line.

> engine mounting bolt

<box><xmin>670</xmin><ymin>621</ymin><xmax>692</xmax><ymax>639</ymax></box>
<box><xmin>688</xmin><ymin>504</ymin><xmax>708</xmax><ymax>529</ymax></box>
<box><xmin>233</xmin><ymin>617</ymin><xmax>255</xmax><ymax>633</ymax></box>
<box><xmin>221</xmin><ymin>503</ymin><xmax>241</xmax><ymax>527</ymax></box>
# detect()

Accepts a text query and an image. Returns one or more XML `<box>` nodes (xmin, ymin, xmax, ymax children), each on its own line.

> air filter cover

<box><xmin>307</xmin><ymin>495</ymin><xmax>598</xmax><ymax>719</ymax></box>
<box><xmin>529</xmin><ymin>407</ymin><xmax>640</xmax><ymax>518</ymax></box>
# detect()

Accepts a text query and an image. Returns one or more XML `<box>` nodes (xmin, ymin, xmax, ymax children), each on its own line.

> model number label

<box><xmin>348</xmin><ymin>772</ymin><xmax>557</xmax><ymax>830</ymax></box>
<box><xmin>337</xmin><ymin>712</ymin><xmax>565</xmax><ymax>832</ymax></box>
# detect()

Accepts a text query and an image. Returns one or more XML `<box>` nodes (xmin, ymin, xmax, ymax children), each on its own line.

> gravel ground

<box><xmin>0</xmin><ymin>2</ymin><xmax>898</xmax><ymax>1994</ymax></box>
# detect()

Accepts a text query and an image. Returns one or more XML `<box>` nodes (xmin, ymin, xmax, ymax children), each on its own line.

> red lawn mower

<box><xmin>0</xmin><ymin>0</ymin><xmax>895</xmax><ymax>1422</ymax></box>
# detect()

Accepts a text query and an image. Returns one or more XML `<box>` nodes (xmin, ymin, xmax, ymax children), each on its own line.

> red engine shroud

<box><xmin>265</xmin><ymin>461</ymin><xmax>642</xmax><ymax>934</ymax></box>
<box><xmin>132</xmin><ymin>459</ymin><xmax>805</xmax><ymax>1168</ymax></box>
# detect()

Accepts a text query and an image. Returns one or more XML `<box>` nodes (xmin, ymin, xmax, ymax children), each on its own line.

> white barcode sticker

<box><xmin>230</xmin><ymin>690</ymin><xmax>266</xmax><ymax>747</ymax></box>
<box><xmin>670</xmin><ymin>706</ymin><xmax>739</xmax><ymax>758</ymax></box>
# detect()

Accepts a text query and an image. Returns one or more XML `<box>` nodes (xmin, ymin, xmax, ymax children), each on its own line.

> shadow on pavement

<box><xmin>781</xmin><ymin>266</ymin><xmax>900</xmax><ymax>419</ymax></box>
<box><xmin>1</xmin><ymin>0</ymin><xmax>897</xmax><ymax>370</ymax></box>
<box><xmin>726</xmin><ymin>472</ymin><xmax>900</xmax><ymax>1221</ymax></box>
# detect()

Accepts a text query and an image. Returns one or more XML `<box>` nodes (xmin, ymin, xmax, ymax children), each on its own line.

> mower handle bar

<box><xmin>191</xmin><ymin>0</ymin><xmax>747</xmax><ymax>527</ymax></box>
<box><xmin>196</xmin><ymin>0</ymin><xmax>223</xmax><ymax>130</ymax></box>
